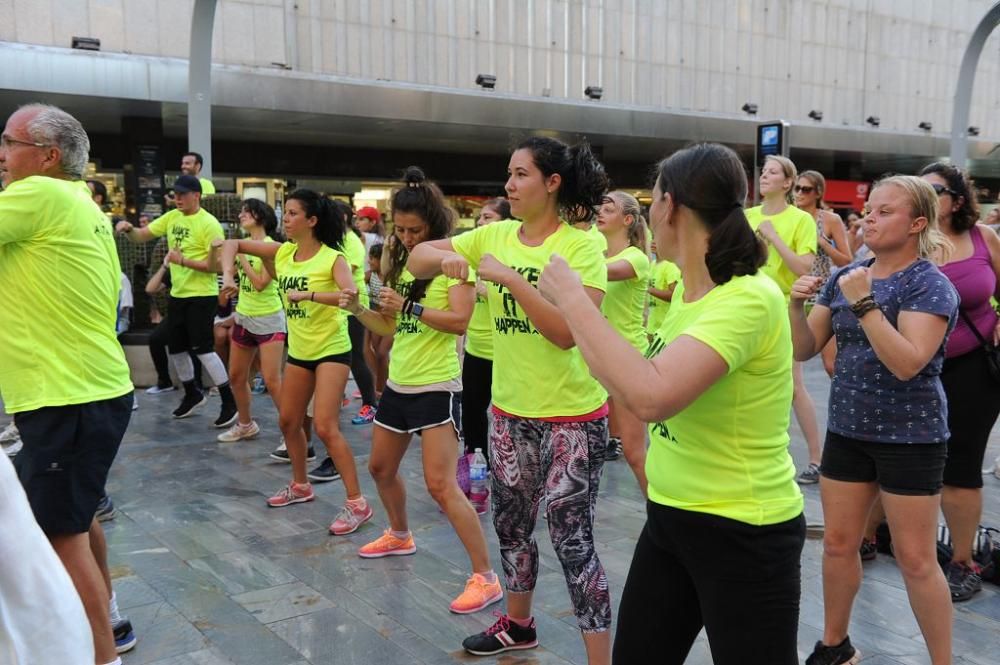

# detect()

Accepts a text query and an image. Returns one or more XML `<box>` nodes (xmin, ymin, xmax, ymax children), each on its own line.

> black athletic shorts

<box><xmin>14</xmin><ymin>392</ymin><xmax>133</xmax><ymax>535</ymax></box>
<box><xmin>820</xmin><ymin>430</ymin><xmax>947</xmax><ymax>496</ymax></box>
<box><xmin>167</xmin><ymin>295</ymin><xmax>218</xmax><ymax>355</ymax></box>
<box><xmin>374</xmin><ymin>386</ymin><xmax>462</xmax><ymax>436</ymax></box>
<box><xmin>286</xmin><ymin>351</ymin><xmax>352</xmax><ymax>371</ymax></box>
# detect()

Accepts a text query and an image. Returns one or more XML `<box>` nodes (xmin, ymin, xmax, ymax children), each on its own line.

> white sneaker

<box><xmin>0</xmin><ymin>422</ymin><xmax>18</xmax><ymax>443</ymax></box>
<box><xmin>3</xmin><ymin>438</ymin><xmax>22</xmax><ymax>458</ymax></box>
<box><xmin>218</xmin><ymin>420</ymin><xmax>260</xmax><ymax>442</ymax></box>
<box><xmin>145</xmin><ymin>384</ymin><xmax>176</xmax><ymax>394</ymax></box>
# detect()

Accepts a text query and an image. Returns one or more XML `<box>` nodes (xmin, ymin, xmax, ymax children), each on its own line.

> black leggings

<box><xmin>941</xmin><ymin>345</ymin><xmax>1000</xmax><ymax>489</ymax></box>
<box><xmin>348</xmin><ymin>315</ymin><xmax>376</xmax><ymax>407</ymax></box>
<box><xmin>461</xmin><ymin>352</ymin><xmax>492</xmax><ymax>460</ymax></box>
<box><xmin>613</xmin><ymin>502</ymin><xmax>805</xmax><ymax>665</ymax></box>
<box><xmin>149</xmin><ymin>319</ymin><xmax>202</xmax><ymax>388</ymax></box>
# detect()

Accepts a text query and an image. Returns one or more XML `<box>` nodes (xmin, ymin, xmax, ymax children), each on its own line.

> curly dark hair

<box><xmin>918</xmin><ymin>162</ymin><xmax>979</xmax><ymax>232</ymax></box>
<box><xmin>385</xmin><ymin>166</ymin><xmax>455</xmax><ymax>303</ymax></box>
<box><xmin>285</xmin><ymin>189</ymin><xmax>344</xmax><ymax>250</ymax></box>
<box><xmin>515</xmin><ymin>136</ymin><xmax>609</xmax><ymax>223</ymax></box>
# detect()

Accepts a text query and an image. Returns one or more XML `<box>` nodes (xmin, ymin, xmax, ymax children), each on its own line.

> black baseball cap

<box><xmin>173</xmin><ymin>174</ymin><xmax>202</xmax><ymax>194</ymax></box>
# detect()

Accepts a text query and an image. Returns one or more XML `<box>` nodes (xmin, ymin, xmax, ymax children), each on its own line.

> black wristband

<box><xmin>310</xmin><ymin>291</ymin><xmax>315</xmax><ymax>302</ymax></box>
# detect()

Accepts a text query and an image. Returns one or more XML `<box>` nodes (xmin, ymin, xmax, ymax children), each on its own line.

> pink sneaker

<box><xmin>267</xmin><ymin>482</ymin><xmax>314</xmax><ymax>508</ymax></box>
<box><xmin>329</xmin><ymin>499</ymin><xmax>373</xmax><ymax>535</ymax></box>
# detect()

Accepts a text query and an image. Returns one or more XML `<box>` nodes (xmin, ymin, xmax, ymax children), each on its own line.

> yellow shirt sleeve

<box><xmin>791</xmin><ymin>210</ymin><xmax>817</xmax><ymax>255</ymax></box>
<box><xmin>621</xmin><ymin>246</ymin><xmax>651</xmax><ymax>282</ymax></box>
<box><xmin>680</xmin><ymin>278</ymin><xmax>774</xmax><ymax>373</ymax></box>
<box><xmin>451</xmin><ymin>224</ymin><xmax>489</xmax><ymax>268</ymax></box>
<box><xmin>0</xmin><ymin>178</ymin><xmax>44</xmax><ymax>245</ymax></box>
<box><xmin>564</xmin><ymin>231</ymin><xmax>608</xmax><ymax>292</ymax></box>
<box><xmin>147</xmin><ymin>211</ymin><xmax>170</xmax><ymax>238</ymax></box>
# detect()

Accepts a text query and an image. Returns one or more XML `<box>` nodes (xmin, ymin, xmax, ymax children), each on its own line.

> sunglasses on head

<box><xmin>930</xmin><ymin>183</ymin><xmax>957</xmax><ymax>197</ymax></box>
<box><xmin>794</xmin><ymin>185</ymin><xmax>815</xmax><ymax>194</ymax></box>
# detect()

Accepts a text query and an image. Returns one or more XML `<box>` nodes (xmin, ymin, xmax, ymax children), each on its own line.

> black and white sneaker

<box><xmin>172</xmin><ymin>392</ymin><xmax>207</xmax><ymax>418</ymax></box>
<box><xmin>604</xmin><ymin>437</ymin><xmax>623</xmax><ymax>461</ymax></box>
<box><xmin>805</xmin><ymin>636</ymin><xmax>861</xmax><ymax>665</ymax></box>
<box><xmin>214</xmin><ymin>402</ymin><xmax>239</xmax><ymax>429</ymax></box>
<box><xmin>308</xmin><ymin>457</ymin><xmax>341</xmax><ymax>482</ymax></box>
<box><xmin>462</xmin><ymin>614</ymin><xmax>538</xmax><ymax>656</ymax></box>
<box><xmin>269</xmin><ymin>442</ymin><xmax>316</xmax><ymax>463</ymax></box>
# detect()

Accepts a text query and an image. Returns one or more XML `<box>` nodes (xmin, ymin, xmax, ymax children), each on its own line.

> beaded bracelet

<box><xmin>850</xmin><ymin>295</ymin><xmax>879</xmax><ymax>318</ymax></box>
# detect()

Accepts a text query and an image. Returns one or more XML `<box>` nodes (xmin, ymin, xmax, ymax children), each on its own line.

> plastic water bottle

<box><xmin>469</xmin><ymin>448</ymin><xmax>489</xmax><ymax>513</ymax></box>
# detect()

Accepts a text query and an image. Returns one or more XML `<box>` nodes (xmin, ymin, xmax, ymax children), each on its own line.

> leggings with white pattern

<box><xmin>490</xmin><ymin>411</ymin><xmax>611</xmax><ymax>632</ymax></box>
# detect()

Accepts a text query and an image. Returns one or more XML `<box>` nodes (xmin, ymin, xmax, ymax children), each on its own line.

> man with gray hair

<box><xmin>0</xmin><ymin>103</ymin><xmax>136</xmax><ymax>665</ymax></box>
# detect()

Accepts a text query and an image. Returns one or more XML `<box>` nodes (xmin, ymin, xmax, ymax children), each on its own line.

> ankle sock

<box><xmin>347</xmin><ymin>496</ymin><xmax>367</xmax><ymax>510</ymax></box>
<box><xmin>390</xmin><ymin>529</ymin><xmax>410</xmax><ymax>540</ymax></box>
<box><xmin>477</xmin><ymin>571</ymin><xmax>498</xmax><ymax>585</ymax></box>
<box><xmin>108</xmin><ymin>591</ymin><xmax>122</xmax><ymax>624</ymax></box>
<box><xmin>509</xmin><ymin>615</ymin><xmax>533</xmax><ymax>628</ymax></box>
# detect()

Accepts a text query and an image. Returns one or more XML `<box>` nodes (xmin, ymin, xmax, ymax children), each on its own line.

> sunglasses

<box><xmin>930</xmin><ymin>183</ymin><xmax>957</xmax><ymax>197</ymax></box>
<box><xmin>794</xmin><ymin>185</ymin><xmax>815</xmax><ymax>194</ymax></box>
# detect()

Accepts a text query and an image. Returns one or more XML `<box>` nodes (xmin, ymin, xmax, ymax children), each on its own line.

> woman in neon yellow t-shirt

<box><xmin>408</xmin><ymin>137</ymin><xmax>612</xmax><ymax>662</ymax></box>
<box><xmin>340</xmin><ymin>167</ymin><xmax>501</xmax><ymax>615</ymax></box>
<box><xmin>219</xmin><ymin>190</ymin><xmax>372</xmax><ymax>535</ymax></box>
<box><xmin>212</xmin><ymin>199</ymin><xmax>285</xmax><ymax>444</ymax></box>
<box><xmin>461</xmin><ymin>196</ymin><xmax>512</xmax><ymax>513</ymax></box>
<box><xmin>537</xmin><ymin>143</ymin><xmax>805</xmax><ymax>664</ymax></box>
<box><xmin>596</xmin><ymin>191</ymin><xmax>651</xmax><ymax>494</ymax></box>
<box><xmin>745</xmin><ymin>155</ymin><xmax>825</xmax><ymax>485</ymax></box>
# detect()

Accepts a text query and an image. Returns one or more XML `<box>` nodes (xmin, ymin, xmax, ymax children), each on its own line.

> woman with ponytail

<box><xmin>408</xmin><ymin>137</ymin><xmax>612</xmax><ymax>662</ymax></box>
<box><xmin>790</xmin><ymin>176</ymin><xmax>957</xmax><ymax>665</ymax></box>
<box><xmin>340</xmin><ymin>167</ymin><xmax>501</xmax><ymax>615</ymax></box>
<box><xmin>214</xmin><ymin>199</ymin><xmax>285</xmax><ymax>444</ymax></box>
<box><xmin>537</xmin><ymin>143</ymin><xmax>805</xmax><ymax>664</ymax></box>
<box><xmin>218</xmin><ymin>190</ymin><xmax>373</xmax><ymax>535</ymax></box>
<box><xmin>596</xmin><ymin>191</ymin><xmax>651</xmax><ymax>492</ymax></box>
<box><xmin>747</xmin><ymin>155</ymin><xmax>825</xmax><ymax>485</ymax></box>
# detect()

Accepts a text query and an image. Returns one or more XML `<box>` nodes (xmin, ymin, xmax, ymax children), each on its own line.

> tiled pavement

<box><xmin>47</xmin><ymin>360</ymin><xmax>1000</xmax><ymax>663</ymax></box>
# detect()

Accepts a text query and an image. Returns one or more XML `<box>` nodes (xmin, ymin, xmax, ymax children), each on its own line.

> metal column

<box><xmin>188</xmin><ymin>0</ymin><xmax>218</xmax><ymax>177</ymax></box>
<box><xmin>950</xmin><ymin>2</ymin><xmax>1000</xmax><ymax>167</ymax></box>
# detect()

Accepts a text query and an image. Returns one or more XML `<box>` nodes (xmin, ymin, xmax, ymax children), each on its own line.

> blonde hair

<box><xmin>764</xmin><ymin>155</ymin><xmax>797</xmax><ymax>204</ymax></box>
<box><xmin>798</xmin><ymin>170</ymin><xmax>827</xmax><ymax>210</ymax></box>
<box><xmin>871</xmin><ymin>175</ymin><xmax>952</xmax><ymax>261</ymax></box>
<box><xmin>607</xmin><ymin>191</ymin><xmax>648</xmax><ymax>252</ymax></box>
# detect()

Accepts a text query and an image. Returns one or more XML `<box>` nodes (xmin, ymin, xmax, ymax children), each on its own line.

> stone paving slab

<box><xmin>8</xmin><ymin>358</ymin><xmax>1000</xmax><ymax>664</ymax></box>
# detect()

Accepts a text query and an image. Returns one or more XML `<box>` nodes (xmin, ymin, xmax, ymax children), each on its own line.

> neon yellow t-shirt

<box><xmin>274</xmin><ymin>242</ymin><xmax>351</xmax><ymax>360</ymax></box>
<box><xmin>452</xmin><ymin>220</ymin><xmax>608</xmax><ymax>418</ymax></box>
<box><xmin>646</xmin><ymin>259</ymin><xmax>681</xmax><ymax>334</ymax></box>
<box><xmin>0</xmin><ymin>177</ymin><xmax>133</xmax><ymax>412</ymax></box>
<box><xmin>644</xmin><ymin>271</ymin><xmax>802</xmax><ymax>526</ymax></box>
<box><xmin>603</xmin><ymin>246</ymin><xmax>650</xmax><ymax>351</ymax></box>
<box><xmin>466</xmin><ymin>285</ymin><xmax>493</xmax><ymax>361</ymax></box>
<box><xmin>147</xmin><ymin>207</ymin><xmax>224</xmax><ymax>298</ymax></box>
<box><xmin>236</xmin><ymin>236</ymin><xmax>283</xmax><ymax>318</ymax></box>
<box><xmin>199</xmin><ymin>177</ymin><xmax>216</xmax><ymax>195</ymax></box>
<box><xmin>745</xmin><ymin>204</ymin><xmax>816</xmax><ymax>298</ymax></box>
<box><xmin>342</xmin><ymin>231</ymin><xmax>371</xmax><ymax>309</ymax></box>
<box><xmin>388</xmin><ymin>269</ymin><xmax>469</xmax><ymax>386</ymax></box>
<box><xmin>587</xmin><ymin>223</ymin><xmax>608</xmax><ymax>254</ymax></box>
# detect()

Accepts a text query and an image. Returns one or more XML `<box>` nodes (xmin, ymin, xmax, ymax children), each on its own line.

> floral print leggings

<box><xmin>490</xmin><ymin>411</ymin><xmax>611</xmax><ymax>632</ymax></box>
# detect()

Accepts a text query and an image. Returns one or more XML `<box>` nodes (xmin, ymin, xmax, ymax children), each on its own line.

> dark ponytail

<box><xmin>286</xmin><ymin>189</ymin><xmax>345</xmax><ymax>251</ymax></box>
<box><xmin>387</xmin><ymin>166</ymin><xmax>455</xmax><ymax>303</ymax></box>
<box><xmin>516</xmin><ymin>136</ymin><xmax>609</xmax><ymax>223</ymax></box>
<box><xmin>655</xmin><ymin>143</ymin><xmax>766</xmax><ymax>285</ymax></box>
<box><xmin>331</xmin><ymin>199</ymin><xmax>363</xmax><ymax>238</ymax></box>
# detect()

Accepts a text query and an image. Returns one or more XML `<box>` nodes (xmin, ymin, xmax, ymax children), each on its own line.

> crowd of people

<box><xmin>2</xmin><ymin>101</ymin><xmax>999</xmax><ymax>665</ymax></box>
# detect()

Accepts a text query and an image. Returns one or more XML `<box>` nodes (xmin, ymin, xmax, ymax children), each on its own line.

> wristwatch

<box><xmin>410</xmin><ymin>302</ymin><xmax>425</xmax><ymax>319</ymax></box>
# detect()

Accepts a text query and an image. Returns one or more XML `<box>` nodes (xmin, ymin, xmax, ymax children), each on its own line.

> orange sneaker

<box><xmin>358</xmin><ymin>530</ymin><xmax>417</xmax><ymax>558</ymax></box>
<box><xmin>449</xmin><ymin>573</ymin><xmax>504</xmax><ymax>614</ymax></box>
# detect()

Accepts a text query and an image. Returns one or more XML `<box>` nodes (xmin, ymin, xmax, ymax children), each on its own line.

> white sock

<box><xmin>196</xmin><ymin>352</ymin><xmax>229</xmax><ymax>386</ymax></box>
<box><xmin>104</xmin><ymin>658</ymin><xmax>122</xmax><ymax>665</ymax></box>
<box><xmin>108</xmin><ymin>591</ymin><xmax>122</xmax><ymax>624</ymax></box>
<box><xmin>169</xmin><ymin>352</ymin><xmax>196</xmax><ymax>382</ymax></box>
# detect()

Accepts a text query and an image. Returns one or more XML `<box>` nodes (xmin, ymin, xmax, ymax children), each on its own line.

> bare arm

<box><xmin>407</xmin><ymin>239</ymin><xmax>458</xmax><ymax>279</ymax></box>
<box><xmin>770</xmin><ymin>235</ymin><xmax>814</xmax><ymax>276</ymax></box>
<box><xmin>820</xmin><ymin>212</ymin><xmax>853</xmax><ymax>267</ymax></box>
<box><xmin>538</xmin><ymin>257</ymin><xmax>728</xmax><ymax>421</ymax></box>
<box><xmin>145</xmin><ymin>263</ymin><xmax>169</xmax><ymax>295</ymax></box>
<box><xmin>788</xmin><ymin>274</ymin><xmax>834</xmax><ymax>360</ymax></box>
<box><xmin>607</xmin><ymin>259</ymin><xmax>637</xmax><ymax>282</ymax></box>
<box><xmin>237</xmin><ymin>254</ymin><xmax>274</xmax><ymax>291</ymax></box>
<box><xmin>114</xmin><ymin>220</ymin><xmax>155</xmax><ymax>243</ymax></box>
<box><xmin>417</xmin><ymin>282</ymin><xmax>474</xmax><ymax>335</ymax></box>
<box><xmin>648</xmin><ymin>283</ymin><xmax>677</xmax><ymax>302</ymax></box>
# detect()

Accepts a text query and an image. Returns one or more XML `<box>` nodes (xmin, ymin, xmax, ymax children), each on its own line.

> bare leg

<box><xmin>277</xmin><ymin>364</ymin><xmax>314</xmax><ymax>485</ymax></box>
<box><xmin>51</xmin><ymin>523</ymin><xmax>116</xmax><ymax>664</ymax></box>
<box><xmin>941</xmin><ymin>486</ymin><xmax>982</xmax><ymax>564</ymax></box>
<box><xmin>792</xmin><ymin>362</ymin><xmax>823</xmax><ymax>466</ymax></box>
<box><xmin>312</xmin><ymin>362</ymin><xmax>362</xmax><ymax>499</ymax></box>
<box><xmin>228</xmin><ymin>342</ymin><xmax>256</xmax><ymax>425</ymax></box>
<box><xmin>367</xmin><ymin>425</ymin><xmax>411</xmax><ymax>532</ymax></box>
<box><xmin>609</xmin><ymin>398</ymin><xmax>648</xmax><ymax>496</ymax></box>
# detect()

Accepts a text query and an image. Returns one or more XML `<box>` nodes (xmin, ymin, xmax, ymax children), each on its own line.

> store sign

<box><xmin>755</xmin><ymin>121</ymin><xmax>789</xmax><ymax>167</ymax></box>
